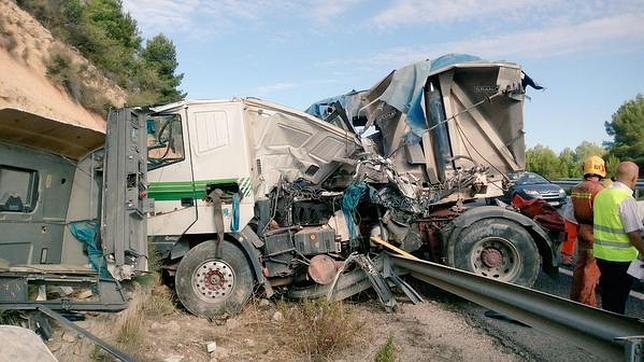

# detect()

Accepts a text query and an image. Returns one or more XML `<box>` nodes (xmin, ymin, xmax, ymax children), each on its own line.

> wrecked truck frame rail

<box><xmin>385</xmin><ymin>253</ymin><xmax>644</xmax><ymax>361</ymax></box>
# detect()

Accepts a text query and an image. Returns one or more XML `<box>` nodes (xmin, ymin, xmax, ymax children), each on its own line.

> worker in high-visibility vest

<box><xmin>569</xmin><ymin>156</ymin><xmax>606</xmax><ymax>307</ymax></box>
<box><xmin>593</xmin><ymin>161</ymin><xmax>644</xmax><ymax>314</ymax></box>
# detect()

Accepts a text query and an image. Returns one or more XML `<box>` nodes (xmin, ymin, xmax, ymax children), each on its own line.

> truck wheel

<box><xmin>447</xmin><ymin>218</ymin><xmax>541</xmax><ymax>287</ymax></box>
<box><xmin>175</xmin><ymin>240</ymin><xmax>253</xmax><ymax>318</ymax></box>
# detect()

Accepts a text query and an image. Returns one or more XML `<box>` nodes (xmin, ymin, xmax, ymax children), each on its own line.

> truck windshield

<box><xmin>147</xmin><ymin>114</ymin><xmax>185</xmax><ymax>170</ymax></box>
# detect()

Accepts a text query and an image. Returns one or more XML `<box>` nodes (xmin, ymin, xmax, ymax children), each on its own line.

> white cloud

<box><xmin>123</xmin><ymin>0</ymin><xmax>296</xmax><ymax>36</ymax></box>
<box><xmin>446</xmin><ymin>13</ymin><xmax>644</xmax><ymax>58</ymax></box>
<box><xmin>122</xmin><ymin>0</ymin><xmax>201</xmax><ymax>34</ymax></box>
<box><xmin>311</xmin><ymin>0</ymin><xmax>363</xmax><ymax>22</ymax></box>
<box><xmin>123</xmin><ymin>0</ymin><xmax>360</xmax><ymax>36</ymax></box>
<box><xmin>368</xmin><ymin>0</ymin><xmax>644</xmax><ymax>30</ymax></box>
<box><xmin>370</xmin><ymin>0</ymin><xmax>561</xmax><ymax>29</ymax></box>
<box><xmin>326</xmin><ymin>12</ymin><xmax>644</xmax><ymax>70</ymax></box>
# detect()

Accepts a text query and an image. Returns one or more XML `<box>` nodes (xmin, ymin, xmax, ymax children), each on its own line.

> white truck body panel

<box><xmin>147</xmin><ymin>99</ymin><xmax>359</xmax><ymax>237</ymax></box>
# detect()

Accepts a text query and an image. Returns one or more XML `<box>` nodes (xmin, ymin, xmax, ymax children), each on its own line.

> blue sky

<box><xmin>122</xmin><ymin>0</ymin><xmax>644</xmax><ymax>153</ymax></box>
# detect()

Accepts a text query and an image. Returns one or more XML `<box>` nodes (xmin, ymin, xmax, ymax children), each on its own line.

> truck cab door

<box><xmin>102</xmin><ymin>108</ymin><xmax>149</xmax><ymax>278</ymax></box>
<box><xmin>145</xmin><ymin>108</ymin><xmax>198</xmax><ymax>239</ymax></box>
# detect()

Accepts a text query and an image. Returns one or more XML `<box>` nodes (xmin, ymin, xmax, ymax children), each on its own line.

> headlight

<box><xmin>525</xmin><ymin>190</ymin><xmax>540</xmax><ymax>196</ymax></box>
<box><xmin>559</xmin><ymin>189</ymin><xmax>566</xmax><ymax>195</ymax></box>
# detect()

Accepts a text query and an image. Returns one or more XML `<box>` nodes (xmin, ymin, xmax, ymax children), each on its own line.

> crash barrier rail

<box><xmin>386</xmin><ymin>253</ymin><xmax>644</xmax><ymax>361</ymax></box>
<box><xmin>553</xmin><ymin>179</ymin><xmax>644</xmax><ymax>194</ymax></box>
<box><xmin>34</xmin><ymin>305</ymin><xmax>133</xmax><ymax>361</ymax></box>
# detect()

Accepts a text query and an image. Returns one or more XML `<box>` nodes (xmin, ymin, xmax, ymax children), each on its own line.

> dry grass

<box><xmin>90</xmin><ymin>278</ymin><xmax>178</xmax><ymax>361</ymax></box>
<box><xmin>142</xmin><ymin>285</ymin><xmax>176</xmax><ymax>317</ymax></box>
<box><xmin>277</xmin><ymin>299</ymin><xmax>365</xmax><ymax>361</ymax></box>
<box><xmin>45</xmin><ymin>44</ymin><xmax>112</xmax><ymax>116</ymax></box>
<box><xmin>135</xmin><ymin>242</ymin><xmax>163</xmax><ymax>287</ymax></box>
<box><xmin>99</xmin><ymin>244</ymin><xmax>176</xmax><ymax>359</ymax></box>
<box><xmin>111</xmin><ymin>287</ymin><xmax>148</xmax><ymax>361</ymax></box>
<box><xmin>115</xmin><ymin>312</ymin><xmax>145</xmax><ymax>351</ymax></box>
<box><xmin>375</xmin><ymin>336</ymin><xmax>397</xmax><ymax>362</ymax></box>
<box><xmin>0</xmin><ymin>19</ymin><xmax>18</xmax><ymax>52</ymax></box>
<box><xmin>51</xmin><ymin>243</ymin><xmax>363</xmax><ymax>361</ymax></box>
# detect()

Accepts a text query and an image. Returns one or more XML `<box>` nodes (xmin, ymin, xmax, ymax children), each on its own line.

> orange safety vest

<box><xmin>571</xmin><ymin>179</ymin><xmax>604</xmax><ymax>225</ymax></box>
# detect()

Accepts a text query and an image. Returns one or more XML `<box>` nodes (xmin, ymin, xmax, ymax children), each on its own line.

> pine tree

<box><xmin>605</xmin><ymin>94</ymin><xmax>644</xmax><ymax>172</ymax></box>
<box><xmin>141</xmin><ymin>34</ymin><xmax>186</xmax><ymax>103</ymax></box>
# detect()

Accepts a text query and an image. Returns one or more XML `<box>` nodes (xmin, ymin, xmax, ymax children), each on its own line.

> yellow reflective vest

<box><xmin>593</xmin><ymin>187</ymin><xmax>639</xmax><ymax>262</ymax></box>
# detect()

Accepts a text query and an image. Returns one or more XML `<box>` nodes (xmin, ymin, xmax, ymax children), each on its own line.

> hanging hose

<box><xmin>208</xmin><ymin>189</ymin><xmax>225</xmax><ymax>257</ymax></box>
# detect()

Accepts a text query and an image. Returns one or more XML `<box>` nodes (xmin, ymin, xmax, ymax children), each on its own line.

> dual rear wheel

<box><xmin>446</xmin><ymin>218</ymin><xmax>541</xmax><ymax>287</ymax></box>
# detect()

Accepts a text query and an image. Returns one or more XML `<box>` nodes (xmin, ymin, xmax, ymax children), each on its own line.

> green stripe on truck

<box><xmin>148</xmin><ymin>178</ymin><xmax>241</xmax><ymax>201</ymax></box>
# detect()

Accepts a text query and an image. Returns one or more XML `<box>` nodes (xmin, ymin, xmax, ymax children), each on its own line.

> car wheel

<box><xmin>175</xmin><ymin>240</ymin><xmax>254</xmax><ymax>318</ymax></box>
<box><xmin>447</xmin><ymin>218</ymin><xmax>541</xmax><ymax>287</ymax></box>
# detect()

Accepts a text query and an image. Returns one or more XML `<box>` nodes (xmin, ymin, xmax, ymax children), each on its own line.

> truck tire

<box><xmin>175</xmin><ymin>240</ymin><xmax>253</xmax><ymax>318</ymax></box>
<box><xmin>447</xmin><ymin>218</ymin><xmax>541</xmax><ymax>287</ymax></box>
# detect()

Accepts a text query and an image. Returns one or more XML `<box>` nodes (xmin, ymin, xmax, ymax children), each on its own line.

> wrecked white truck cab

<box><xmin>0</xmin><ymin>55</ymin><xmax>563</xmax><ymax>318</ymax></box>
<box><xmin>135</xmin><ymin>56</ymin><xmax>562</xmax><ymax>318</ymax></box>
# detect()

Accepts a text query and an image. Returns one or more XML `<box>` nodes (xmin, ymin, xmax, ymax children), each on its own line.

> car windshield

<box><xmin>517</xmin><ymin>173</ymin><xmax>548</xmax><ymax>185</ymax></box>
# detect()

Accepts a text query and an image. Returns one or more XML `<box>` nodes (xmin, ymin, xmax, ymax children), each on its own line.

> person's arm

<box><xmin>626</xmin><ymin>231</ymin><xmax>644</xmax><ymax>258</ymax></box>
<box><xmin>620</xmin><ymin>198</ymin><xmax>644</xmax><ymax>259</ymax></box>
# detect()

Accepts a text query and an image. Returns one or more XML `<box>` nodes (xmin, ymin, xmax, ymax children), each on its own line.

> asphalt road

<box><xmin>413</xmin><ymin>269</ymin><xmax>643</xmax><ymax>361</ymax></box>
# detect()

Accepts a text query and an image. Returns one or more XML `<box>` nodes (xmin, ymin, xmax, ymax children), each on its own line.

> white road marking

<box><xmin>558</xmin><ymin>268</ymin><xmax>644</xmax><ymax>301</ymax></box>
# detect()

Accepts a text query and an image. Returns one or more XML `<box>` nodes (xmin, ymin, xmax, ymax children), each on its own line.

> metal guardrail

<box><xmin>386</xmin><ymin>253</ymin><xmax>644</xmax><ymax>361</ymax></box>
<box><xmin>36</xmin><ymin>305</ymin><xmax>133</xmax><ymax>361</ymax></box>
<box><xmin>553</xmin><ymin>179</ymin><xmax>644</xmax><ymax>193</ymax></box>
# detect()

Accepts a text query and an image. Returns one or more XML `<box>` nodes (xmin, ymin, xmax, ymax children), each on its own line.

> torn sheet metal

<box><xmin>306</xmin><ymin>54</ymin><xmax>483</xmax><ymax>137</ymax></box>
<box><xmin>308</xmin><ymin>53</ymin><xmax>534</xmax><ymax>205</ymax></box>
<box><xmin>243</xmin><ymin>98</ymin><xmax>361</xmax><ymax>196</ymax></box>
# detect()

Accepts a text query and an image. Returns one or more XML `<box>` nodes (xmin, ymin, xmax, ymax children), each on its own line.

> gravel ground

<box><xmin>412</xmin><ymin>268</ymin><xmax>643</xmax><ymax>362</ymax></box>
<box><xmin>45</xmin><ymin>288</ymin><xmax>522</xmax><ymax>361</ymax></box>
<box><xmin>345</xmin><ymin>300</ymin><xmax>520</xmax><ymax>362</ymax></box>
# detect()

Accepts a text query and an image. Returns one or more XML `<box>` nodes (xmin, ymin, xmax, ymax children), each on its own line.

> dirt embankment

<box><xmin>0</xmin><ymin>0</ymin><xmax>126</xmax><ymax>132</ymax></box>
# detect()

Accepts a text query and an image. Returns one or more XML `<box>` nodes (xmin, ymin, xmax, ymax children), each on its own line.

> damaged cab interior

<box><xmin>0</xmin><ymin>108</ymin><xmax>147</xmax><ymax>311</ymax></box>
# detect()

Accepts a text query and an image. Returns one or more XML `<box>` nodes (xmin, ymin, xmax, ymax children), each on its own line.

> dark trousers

<box><xmin>596</xmin><ymin>258</ymin><xmax>634</xmax><ymax>314</ymax></box>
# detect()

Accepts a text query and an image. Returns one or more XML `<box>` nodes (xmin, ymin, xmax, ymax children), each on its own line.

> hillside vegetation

<box><xmin>1</xmin><ymin>0</ymin><xmax>125</xmax><ymax>130</ymax></box>
<box><xmin>16</xmin><ymin>0</ymin><xmax>184</xmax><ymax>110</ymax></box>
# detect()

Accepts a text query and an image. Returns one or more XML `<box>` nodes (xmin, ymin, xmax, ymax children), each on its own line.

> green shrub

<box><xmin>46</xmin><ymin>45</ymin><xmax>112</xmax><ymax>116</ymax></box>
<box><xmin>18</xmin><ymin>0</ymin><xmax>185</xmax><ymax>106</ymax></box>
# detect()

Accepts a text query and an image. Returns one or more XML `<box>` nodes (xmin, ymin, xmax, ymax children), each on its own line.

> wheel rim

<box><xmin>192</xmin><ymin>260</ymin><xmax>236</xmax><ymax>302</ymax></box>
<box><xmin>470</xmin><ymin>236</ymin><xmax>521</xmax><ymax>281</ymax></box>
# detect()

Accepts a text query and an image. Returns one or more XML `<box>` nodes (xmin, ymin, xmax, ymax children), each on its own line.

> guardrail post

<box><xmin>616</xmin><ymin>336</ymin><xmax>644</xmax><ymax>362</ymax></box>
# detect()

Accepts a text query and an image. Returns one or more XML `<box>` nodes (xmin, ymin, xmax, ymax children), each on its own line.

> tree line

<box><xmin>17</xmin><ymin>0</ymin><xmax>185</xmax><ymax>110</ymax></box>
<box><xmin>527</xmin><ymin>94</ymin><xmax>643</xmax><ymax>180</ymax></box>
